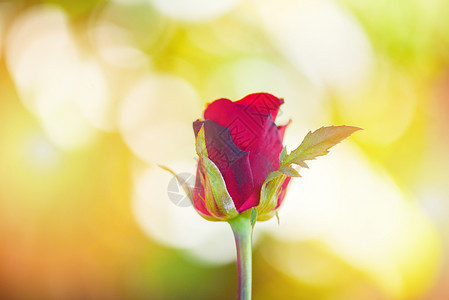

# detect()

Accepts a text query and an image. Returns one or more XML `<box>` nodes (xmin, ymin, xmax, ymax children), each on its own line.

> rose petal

<box><xmin>249</xmin><ymin>114</ymin><xmax>283</xmax><ymax>185</ymax></box>
<box><xmin>204</xmin><ymin>99</ymin><xmax>262</xmax><ymax>151</ymax></box>
<box><xmin>193</xmin><ymin>166</ymin><xmax>212</xmax><ymax>216</ymax></box>
<box><xmin>236</xmin><ymin>92</ymin><xmax>284</xmax><ymax>121</ymax></box>
<box><xmin>204</xmin><ymin>105</ymin><xmax>283</xmax><ymax>192</ymax></box>
<box><xmin>193</xmin><ymin>120</ymin><xmax>254</xmax><ymax>210</ymax></box>
<box><xmin>230</xmin><ymin>114</ymin><xmax>285</xmax><ymax>212</ymax></box>
<box><xmin>237</xmin><ymin>193</ymin><xmax>260</xmax><ymax>212</ymax></box>
<box><xmin>277</xmin><ymin>119</ymin><xmax>291</xmax><ymax>140</ymax></box>
<box><xmin>203</xmin><ymin>95</ymin><xmax>286</xmax><ymax>211</ymax></box>
<box><xmin>204</xmin><ymin>93</ymin><xmax>283</xmax><ymax>152</ymax></box>
<box><xmin>238</xmin><ymin>115</ymin><xmax>283</xmax><ymax>211</ymax></box>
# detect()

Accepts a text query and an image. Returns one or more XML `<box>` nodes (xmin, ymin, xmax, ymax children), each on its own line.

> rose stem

<box><xmin>228</xmin><ymin>215</ymin><xmax>253</xmax><ymax>300</ymax></box>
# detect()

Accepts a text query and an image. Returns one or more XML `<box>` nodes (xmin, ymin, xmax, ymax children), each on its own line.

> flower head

<box><xmin>192</xmin><ymin>93</ymin><xmax>290</xmax><ymax>221</ymax></box>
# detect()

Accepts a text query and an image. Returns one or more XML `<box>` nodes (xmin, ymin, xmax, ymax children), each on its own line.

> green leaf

<box><xmin>250</xmin><ymin>208</ymin><xmax>257</xmax><ymax>228</ymax></box>
<box><xmin>279</xmin><ymin>166</ymin><xmax>301</xmax><ymax>177</ymax></box>
<box><xmin>285</xmin><ymin>126</ymin><xmax>361</xmax><ymax>166</ymax></box>
<box><xmin>195</xmin><ymin>126</ymin><xmax>238</xmax><ymax>220</ymax></box>
<box><xmin>279</xmin><ymin>146</ymin><xmax>287</xmax><ymax>165</ymax></box>
<box><xmin>297</xmin><ymin>161</ymin><xmax>309</xmax><ymax>169</ymax></box>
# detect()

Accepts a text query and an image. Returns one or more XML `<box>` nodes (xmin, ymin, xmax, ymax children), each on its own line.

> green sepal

<box><xmin>195</xmin><ymin>125</ymin><xmax>239</xmax><ymax>221</ymax></box>
<box><xmin>264</xmin><ymin>170</ymin><xmax>282</xmax><ymax>182</ymax></box>
<box><xmin>250</xmin><ymin>207</ymin><xmax>257</xmax><ymax>228</ymax></box>
<box><xmin>255</xmin><ymin>171</ymin><xmax>287</xmax><ymax>221</ymax></box>
<box><xmin>275</xmin><ymin>211</ymin><xmax>280</xmax><ymax>225</ymax></box>
<box><xmin>158</xmin><ymin>164</ymin><xmax>194</xmax><ymax>204</ymax></box>
<box><xmin>279</xmin><ymin>166</ymin><xmax>301</xmax><ymax>177</ymax></box>
<box><xmin>159</xmin><ymin>164</ymin><xmax>221</xmax><ymax>222</ymax></box>
<box><xmin>279</xmin><ymin>146</ymin><xmax>287</xmax><ymax>165</ymax></box>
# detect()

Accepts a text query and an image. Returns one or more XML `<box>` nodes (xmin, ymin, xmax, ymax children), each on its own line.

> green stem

<box><xmin>228</xmin><ymin>215</ymin><xmax>253</xmax><ymax>300</ymax></box>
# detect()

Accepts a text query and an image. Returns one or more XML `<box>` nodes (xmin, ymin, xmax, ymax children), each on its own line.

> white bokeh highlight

<box><xmin>88</xmin><ymin>22</ymin><xmax>149</xmax><ymax>69</ymax></box>
<box><xmin>150</xmin><ymin>0</ymin><xmax>239</xmax><ymax>22</ymax></box>
<box><xmin>132</xmin><ymin>162</ymin><xmax>238</xmax><ymax>264</ymax></box>
<box><xmin>254</xmin><ymin>0</ymin><xmax>374</xmax><ymax>93</ymax></box>
<box><xmin>6</xmin><ymin>6</ymin><xmax>112</xmax><ymax>149</ymax></box>
<box><xmin>119</xmin><ymin>74</ymin><xmax>201</xmax><ymax>165</ymax></box>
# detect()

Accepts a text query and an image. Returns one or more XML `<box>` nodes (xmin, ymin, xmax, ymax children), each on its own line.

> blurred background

<box><xmin>0</xmin><ymin>0</ymin><xmax>448</xmax><ymax>299</ymax></box>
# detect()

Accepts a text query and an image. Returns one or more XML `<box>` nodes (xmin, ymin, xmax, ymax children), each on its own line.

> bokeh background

<box><xmin>0</xmin><ymin>0</ymin><xmax>448</xmax><ymax>299</ymax></box>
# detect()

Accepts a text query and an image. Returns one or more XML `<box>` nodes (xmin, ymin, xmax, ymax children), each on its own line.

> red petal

<box><xmin>192</xmin><ymin>166</ymin><xmax>212</xmax><ymax>216</ymax></box>
<box><xmin>204</xmin><ymin>93</ymin><xmax>283</xmax><ymax>152</ymax></box>
<box><xmin>204</xmin><ymin>98</ymin><xmax>262</xmax><ymax>152</ymax></box>
<box><xmin>248</xmin><ymin>114</ymin><xmax>283</xmax><ymax>192</ymax></box>
<box><xmin>236</xmin><ymin>93</ymin><xmax>284</xmax><ymax>121</ymax></box>
<box><xmin>277</xmin><ymin>119</ymin><xmax>291</xmax><ymax>141</ymax></box>
<box><xmin>203</xmin><ymin>94</ymin><xmax>286</xmax><ymax>212</ymax></box>
<box><xmin>236</xmin><ymin>193</ymin><xmax>259</xmax><ymax>212</ymax></box>
<box><xmin>228</xmin><ymin>115</ymin><xmax>285</xmax><ymax>212</ymax></box>
<box><xmin>193</xmin><ymin>120</ymin><xmax>254</xmax><ymax>210</ymax></box>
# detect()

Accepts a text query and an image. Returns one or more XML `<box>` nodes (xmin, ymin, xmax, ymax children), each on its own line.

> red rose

<box><xmin>192</xmin><ymin>93</ymin><xmax>291</xmax><ymax>218</ymax></box>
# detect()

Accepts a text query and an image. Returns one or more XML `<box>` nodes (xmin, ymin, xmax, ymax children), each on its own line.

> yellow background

<box><xmin>0</xmin><ymin>0</ymin><xmax>448</xmax><ymax>299</ymax></box>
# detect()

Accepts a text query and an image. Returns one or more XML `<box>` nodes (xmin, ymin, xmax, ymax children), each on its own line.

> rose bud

<box><xmin>192</xmin><ymin>93</ymin><xmax>290</xmax><ymax>221</ymax></box>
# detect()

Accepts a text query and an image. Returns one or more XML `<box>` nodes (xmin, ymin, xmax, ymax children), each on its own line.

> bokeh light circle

<box><xmin>5</xmin><ymin>5</ymin><xmax>113</xmax><ymax>149</ymax></box>
<box><xmin>132</xmin><ymin>163</ymin><xmax>238</xmax><ymax>265</ymax></box>
<box><xmin>150</xmin><ymin>0</ymin><xmax>239</xmax><ymax>22</ymax></box>
<box><xmin>119</xmin><ymin>74</ymin><xmax>201</xmax><ymax>165</ymax></box>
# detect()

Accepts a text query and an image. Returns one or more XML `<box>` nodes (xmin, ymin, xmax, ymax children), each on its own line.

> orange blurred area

<box><xmin>0</xmin><ymin>0</ymin><xmax>448</xmax><ymax>299</ymax></box>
